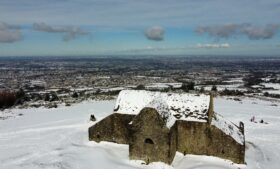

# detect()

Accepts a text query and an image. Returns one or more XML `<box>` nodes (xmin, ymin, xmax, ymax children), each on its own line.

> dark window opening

<box><xmin>144</xmin><ymin>138</ymin><xmax>154</xmax><ymax>144</ymax></box>
<box><xmin>96</xmin><ymin>134</ymin><xmax>100</xmax><ymax>139</ymax></box>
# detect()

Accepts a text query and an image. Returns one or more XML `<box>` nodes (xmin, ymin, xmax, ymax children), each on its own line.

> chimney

<box><xmin>207</xmin><ymin>92</ymin><xmax>214</xmax><ymax>124</ymax></box>
<box><xmin>239</xmin><ymin>121</ymin><xmax>244</xmax><ymax>134</ymax></box>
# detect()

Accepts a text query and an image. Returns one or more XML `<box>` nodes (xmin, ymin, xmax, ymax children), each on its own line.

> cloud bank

<box><xmin>195</xmin><ymin>23</ymin><xmax>280</xmax><ymax>40</ymax></box>
<box><xmin>0</xmin><ymin>22</ymin><xmax>22</xmax><ymax>43</ymax></box>
<box><xmin>1</xmin><ymin>0</ymin><xmax>280</xmax><ymax>28</ymax></box>
<box><xmin>145</xmin><ymin>26</ymin><xmax>165</xmax><ymax>41</ymax></box>
<box><xmin>195</xmin><ymin>43</ymin><xmax>230</xmax><ymax>49</ymax></box>
<box><xmin>33</xmin><ymin>22</ymin><xmax>89</xmax><ymax>41</ymax></box>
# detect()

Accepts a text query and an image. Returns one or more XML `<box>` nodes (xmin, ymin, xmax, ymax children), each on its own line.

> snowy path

<box><xmin>0</xmin><ymin>97</ymin><xmax>279</xmax><ymax>169</ymax></box>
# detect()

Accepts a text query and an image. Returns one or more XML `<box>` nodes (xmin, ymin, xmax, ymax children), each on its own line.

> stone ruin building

<box><xmin>88</xmin><ymin>90</ymin><xmax>245</xmax><ymax>164</ymax></box>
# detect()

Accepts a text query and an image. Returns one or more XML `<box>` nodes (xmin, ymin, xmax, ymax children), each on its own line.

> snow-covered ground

<box><xmin>196</xmin><ymin>84</ymin><xmax>246</xmax><ymax>92</ymax></box>
<box><xmin>145</xmin><ymin>83</ymin><xmax>182</xmax><ymax>90</ymax></box>
<box><xmin>0</xmin><ymin>97</ymin><xmax>279</xmax><ymax>169</ymax></box>
<box><xmin>261</xmin><ymin>83</ymin><xmax>280</xmax><ymax>94</ymax></box>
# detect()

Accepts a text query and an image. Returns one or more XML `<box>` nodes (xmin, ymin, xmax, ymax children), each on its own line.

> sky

<box><xmin>0</xmin><ymin>0</ymin><xmax>280</xmax><ymax>56</ymax></box>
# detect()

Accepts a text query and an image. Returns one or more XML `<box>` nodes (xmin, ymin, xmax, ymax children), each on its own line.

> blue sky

<box><xmin>0</xmin><ymin>0</ymin><xmax>280</xmax><ymax>56</ymax></box>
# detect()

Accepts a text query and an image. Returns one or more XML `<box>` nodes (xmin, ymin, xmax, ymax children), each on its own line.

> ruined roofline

<box><xmin>211</xmin><ymin>113</ymin><xmax>245</xmax><ymax>145</ymax></box>
<box><xmin>114</xmin><ymin>90</ymin><xmax>210</xmax><ymax>128</ymax></box>
<box><xmin>113</xmin><ymin>91</ymin><xmax>244</xmax><ymax>145</ymax></box>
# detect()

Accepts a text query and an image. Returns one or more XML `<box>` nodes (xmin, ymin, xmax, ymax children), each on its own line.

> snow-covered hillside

<box><xmin>0</xmin><ymin>97</ymin><xmax>279</xmax><ymax>169</ymax></box>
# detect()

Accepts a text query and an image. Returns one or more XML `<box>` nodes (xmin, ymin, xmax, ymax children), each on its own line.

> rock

<box><xmin>173</xmin><ymin>114</ymin><xmax>182</xmax><ymax>119</ymax></box>
<box><xmin>233</xmin><ymin>98</ymin><xmax>241</xmax><ymax>101</ymax></box>
<box><xmin>46</xmin><ymin>103</ymin><xmax>57</xmax><ymax>109</ymax></box>
<box><xmin>90</xmin><ymin>114</ymin><xmax>96</xmax><ymax>121</ymax></box>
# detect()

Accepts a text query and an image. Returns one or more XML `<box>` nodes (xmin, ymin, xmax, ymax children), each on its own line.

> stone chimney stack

<box><xmin>207</xmin><ymin>92</ymin><xmax>214</xmax><ymax>124</ymax></box>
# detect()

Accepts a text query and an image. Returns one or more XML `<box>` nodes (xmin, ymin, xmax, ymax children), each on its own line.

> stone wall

<box><xmin>176</xmin><ymin>120</ymin><xmax>209</xmax><ymax>155</ymax></box>
<box><xmin>169</xmin><ymin>124</ymin><xmax>178</xmax><ymax>163</ymax></box>
<box><xmin>88</xmin><ymin>113</ymin><xmax>135</xmax><ymax>144</ymax></box>
<box><xmin>88</xmin><ymin>107</ymin><xmax>245</xmax><ymax>164</ymax></box>
<box><xmin>175</xmin><ymin>120</ymin><xmax>245</xmax><ymax>164</ymax></box>
<box><xmin>207</xmin><ymin>125</ymin><xmax>245</xmax><ymax>164</ymax></box>
<box><xmin>129</xmin><ymin>108</ymin><xmax>176</xmax><ymax>164</ymax></box>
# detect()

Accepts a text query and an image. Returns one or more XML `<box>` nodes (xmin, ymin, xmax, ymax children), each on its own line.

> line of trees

<box><xmin>0</xmin><ymin>91</ymin><xmax>17</xmax><ymax>109</ymax></box>
<box><xmin>0</xmin><ymin>89</ymin><xmax>25</xmax><ymax>109</ymax></box>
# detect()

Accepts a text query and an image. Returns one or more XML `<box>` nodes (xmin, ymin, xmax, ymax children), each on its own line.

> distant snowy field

<box><xmin>0</xmin><ymin>97</ymin><xmax>279</xmax><ymax>169</ymax></box>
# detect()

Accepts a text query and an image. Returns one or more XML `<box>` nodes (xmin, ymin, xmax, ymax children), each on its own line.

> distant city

<box><xmin>0</xmin><ymin>55</ymin><xmax>279</xmax><ymax>109</ymax></box>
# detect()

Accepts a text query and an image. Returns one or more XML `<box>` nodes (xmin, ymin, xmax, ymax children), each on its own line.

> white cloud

<box><xmin>1</xmin><ymin>0</ymin><xmax>280</xmax><ymax>27</ymax></box>
<box><xmin>145</xmin><ymin>26</ymin><xmax>165</xmax><ymax>41</ymax></box>
<box><xmin>33</xmin><ymin>22</ymin><xmax>89</xmax><ymax>41</ymax></box>
<box><xmin>196</xmin><ymin>24</ymin><xmax>280</xmax><ymax>40</ymax></box>
<box><xmin>195</xmin><ymin>43</ymin><xmax>230</xmax><ymax>49</ymax></box>
<box><xmin>0</xmin><ymin>22</ymin><xmax>22</xmax><ymax>43</ymax></box>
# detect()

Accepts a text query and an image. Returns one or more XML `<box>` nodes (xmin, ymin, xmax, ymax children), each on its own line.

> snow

<box><xmin>215</xmin><ymin>97</ymin><xmax>280</xmax><ymax>169</ymax></box>
<box><xmin>263</xmin><ymin>90</ymin><xmax>280</xmax><ymax>94</ymax></box>
<box><xmin>145</xmin><ymin>83</ymin><xmax>170</xmax><ymax>90</ymax></box>
<box><xmin>145</xmin><ymin>83</ymin><xmax>182</xmax><ymax>90</ymax></box>
<box><xmin>223</xmin><ymin>78</ymin><xmax>243</xmax><ymax>84</ymax></box>
<box><xmin>72</xmin><ymin>87</ymin><xmax>94</xmax><ymax>91</ymax></box>
<box><xmin>251</xmin><ymin>85</ymin><xmax>263</xmax><ymax>89</ymax></box>
<box><xmin>261</xmin><ymin>83</ymin><xmax>280</xmax><ymax>90</ymax></box>
<box><xmin>198</xmin><ymin>84</ymin><xmax>246</xmax><ymax>92</ymax></box>
<box><xmin>0</xmin><ymin>101</ymin><xmax>115</xmax><ymax>169</ymax></box>
<box><xmin>101</xmin><ymin>87</ymin><xmax>126</xmax><ymax>92</ymax></box>
<box><xmin>114</xmin><ymin>90</ymin><xmax>210</xmax><ymax>128</ymax></box>
<box><xmin>30</xmin><ymin>80</ymin><xmax>46</xmax><ymax>86</ymax></box>
<box><xmin>261</xmin><ymin>83</ymin><xmax>280</xmax><ymax>94</ymax></box>
<box><xmin>0</xmin><ymin>96</ymin><xmax>280</xmax><ymax>169</ymax></box>
<box><xmin>216</xmin><ymin>84</ymin><xmax>246</xmax><ymax>91</ymax></box>
<box><xmin>211</xmin><ymin>113</ymin><xmax>244</xmax><ymax>145</ymax></box>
